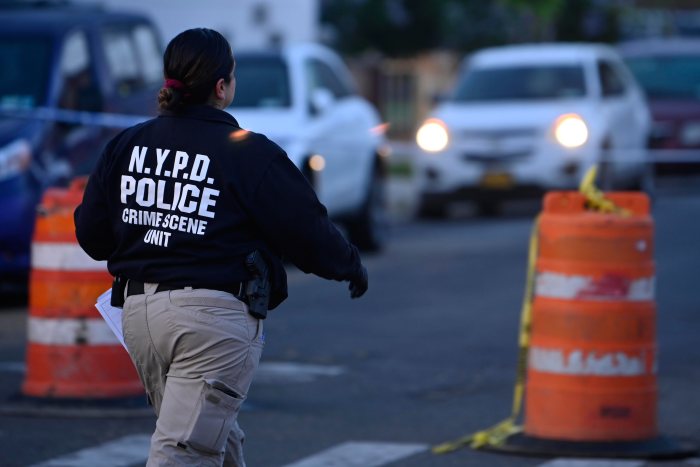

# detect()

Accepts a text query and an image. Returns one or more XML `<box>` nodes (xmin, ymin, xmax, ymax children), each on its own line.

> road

<box><xmin>0</xmin><ymin>176</ymin><xmax>698</xmax><ymax>467</ymax></box>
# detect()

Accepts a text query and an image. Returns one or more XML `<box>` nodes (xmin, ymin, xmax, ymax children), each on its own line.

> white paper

<box><xmin>95</xmin><ymin>288</ymin><xmax>126</xmax><ymax>350</ymax></box>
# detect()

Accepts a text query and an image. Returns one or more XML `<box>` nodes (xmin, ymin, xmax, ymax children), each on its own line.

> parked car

<box><xmin>415</xmin><ymin>43</ymin><xmax>651</xmax><ymax>217</ymax></box>
<box><xmin>228</xmin><ymin>43</ymin><xmax>389</xmax><ymax>251</ymax></box>
<box><xmin>619</xmin><ymin>37</ymin><xmax>700</xmax><ymax>174</ymax></box>
<box><xmin>0</xmin><ymin>3</ymin><xmax>162</xmax><ymax>290</ymax></box>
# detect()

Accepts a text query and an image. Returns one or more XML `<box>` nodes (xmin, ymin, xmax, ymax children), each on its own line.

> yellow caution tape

<box><xmin>432</xmin><ymin>164</ymin><xmax>627</xmax><ymax>455</ymax></box>
<box><xmin>432</xmin><ymin>216</ymin><xmax>540</xmax><ymax>454</ymax></box>
<box><xmin>579</xmin><ymin>165</ymin><xmax>629</xmax><ymax>215</ymax></box>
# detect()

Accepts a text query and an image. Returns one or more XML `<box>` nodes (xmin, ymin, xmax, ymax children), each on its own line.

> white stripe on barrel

<box><xmin>535</xmin><ymin>272</ymin><xmax>654</xmax><ymax>301</ymax></box>
<box><xmin>528</xmin><ymin>346</ymin><xmax>656</xmax><ymax>377</ymax></box>
<box><xmin>27</xmin><ymin>317</ymin><xmax>120</xmax><ymax>345</ymax></box>
<box><xmin>31</xmin><ymin>242</ymin><xmax>107</xmax><ymax>271</ymax></box>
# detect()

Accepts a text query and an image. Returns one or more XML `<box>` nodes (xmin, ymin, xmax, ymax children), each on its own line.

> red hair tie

<box><xmin>164</xmin><ymin>78</ymin><xmax>187</xmax><ymax>90</ymax></box>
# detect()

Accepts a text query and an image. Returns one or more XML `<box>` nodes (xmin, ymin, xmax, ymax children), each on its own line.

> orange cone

<box><xmin>21</xmin><ymin>178</ymin><xmax>143</xmax><ymax>399</ymax></box>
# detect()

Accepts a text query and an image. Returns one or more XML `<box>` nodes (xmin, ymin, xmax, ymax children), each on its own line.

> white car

<box><xmin>415</xmin><ymin>43</ymin><xmax>651</xmax><ymax>216</ymax></box>
<box><xmin>228</xmin><ymin>43</ymin><xmax>388</xmax><ymax>250</ymax></box>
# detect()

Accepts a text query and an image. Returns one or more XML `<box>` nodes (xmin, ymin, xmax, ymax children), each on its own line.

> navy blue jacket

<box><xmin>74</xmin><ymin>105</ymin><xmax>363</xmax><ymax>309</ymax></box>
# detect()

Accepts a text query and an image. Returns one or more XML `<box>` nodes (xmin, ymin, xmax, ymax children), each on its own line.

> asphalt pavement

<box><xmin>0</xmin><ymin>173</ymin><xmax>699</xmax><ymax>467</ymax></box>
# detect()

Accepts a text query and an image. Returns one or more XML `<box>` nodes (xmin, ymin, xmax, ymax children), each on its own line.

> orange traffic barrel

<box><xmin>497</xmin><ymin>191</ymin><xmax>695</xmax><ymax>458</ymax></box>
<box><xmin>526</xmin><ymin>190</ymin><xmax>656</xmax><ymax>441</ymax></box>
<box><xmin>21</xmin><ymin>178</ymin><xmax>143</xmax><ymax>399</ymax></box>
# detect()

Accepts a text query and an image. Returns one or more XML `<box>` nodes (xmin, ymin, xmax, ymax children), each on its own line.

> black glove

<box><xmin>348</xmin><ymin>265</ymin><xmax>368</xmax><ymax>299</ymax></box>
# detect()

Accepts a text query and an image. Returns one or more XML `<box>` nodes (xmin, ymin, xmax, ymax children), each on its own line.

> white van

<box><xmin>229</xmin><ymin>43</ymin><xmax>388</xmax><ymax>250</ymax></box>
<box><xmin>415</xmin><ymin>43</ymin><xmax>651</xmax><ymax>216</ymax></box>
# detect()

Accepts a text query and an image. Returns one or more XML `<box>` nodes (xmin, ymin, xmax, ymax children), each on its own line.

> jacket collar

<box><xmin>159</xmin><ymin>105</ymin><xmax>240</xmax><ymax>128</ymax></box>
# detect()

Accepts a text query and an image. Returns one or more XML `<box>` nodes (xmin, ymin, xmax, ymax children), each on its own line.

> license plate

<box><xmin>480</xmin><ymin>172</ymin><xmax>513</xmax><ymax>189</ymax></box>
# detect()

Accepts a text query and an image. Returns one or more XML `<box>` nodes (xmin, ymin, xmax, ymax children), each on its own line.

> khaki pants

<box><xmin>122</xmin><ymin>284</ymin><xmax>264</xmax><ymax>467</ymax></box>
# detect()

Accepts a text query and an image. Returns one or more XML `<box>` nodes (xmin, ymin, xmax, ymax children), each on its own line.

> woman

<box><xmin>75</xmin><ymin>28</ymin><xmax>367</xmax><ymax>466</ymax></box>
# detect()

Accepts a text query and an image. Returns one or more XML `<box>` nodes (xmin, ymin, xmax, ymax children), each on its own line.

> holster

<box><xmin>111</xmin><ymin>276</ymin><xmax>126</xmax><ymax>308</ymax></box>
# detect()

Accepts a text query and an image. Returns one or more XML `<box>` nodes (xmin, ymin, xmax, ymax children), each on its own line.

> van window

<box><xmin>453</xmin><ymin>65</ymin><xmax>587</xmax><ymax>102</ymax></box>
<box><xmin>58</xmin><ymin>30</ymin><xmax>102</xmax><ymax>112</ymax></box>
<box><xmin>624</xmin><ymin>54</ymin><xmax>700</xmax><ymax>99</ymax></box>
<box><xmin>0</xmin><ymin>37</ymin><xmax>51</xmax><ymax>109</ymax></box>
<box><xmin>230</xmin><ymin>55</ymin><xmax>291</xmax><ymax>108</ymax></box>
<box><xmin>102</xmin><ymin>25</ymin><xmax>161</xmax><ymax>97</ymax></box>
<box><xmin>132</xmin><ymin>25</ymin><xmax>162</xmax><ymax>85</ymax></box>
<box><xmin>598</xmin><ymin>61</ymin><xmax>626</xmax><ymax>97</ymax></box>
<box><xmin>306</xmin><ymin>59</ymin><xmax>352</xmax><ymax>99</ymax></box>
<box><xmin>103</xmin><ymin>28</ymin><xmax>141</xmax><ymax>97</ymax></box>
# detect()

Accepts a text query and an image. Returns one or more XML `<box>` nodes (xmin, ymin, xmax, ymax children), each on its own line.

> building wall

<box><xmin>76</xmin><ymin>0</ymin><xmax>319</xmax><ymax>48</ymax></box>
<box><xmin>347</xmin><ymin>52</ymin><xmax>461</xmax><ymax>139</ymax></box>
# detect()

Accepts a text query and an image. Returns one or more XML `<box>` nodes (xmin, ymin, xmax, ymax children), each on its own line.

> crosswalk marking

<box><xmin>537</xmin><ymin>457</ymin><xmax>700</xmax><ymax>467</ymax></box>
<box><xmin>254</xmin><ymin>362</ymin><xmax>345</xmax><ymax>383</ymax></box>
<box><xmin>22</xmin><ymin>434</ymin><xmax>700</xmax><ymax>467</ymax></box>
<box><xmin>537</xmin><ymin>460</ymin><xmax>645</xmax><ymax>467</ymax></box>
<box><xmin>29</xmin><ymin>434</ymin><xmax>150</xmax><ymax>467</ymax></box>
<box><xmin>281</xmin><ymin>441</ymin><xmax>428</xmax><ymax>467</ymax></box>
<box><xmin>1</xmin><ymin>360</ymin><xmax>344</xmax><ymax>384</ymax></box>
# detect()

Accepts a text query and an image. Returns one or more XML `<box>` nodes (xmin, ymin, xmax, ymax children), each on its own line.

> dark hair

<box><xmin>158</xmin><ymin>28</ymin><xmax>234</xmax><ymax>112</ymax></box>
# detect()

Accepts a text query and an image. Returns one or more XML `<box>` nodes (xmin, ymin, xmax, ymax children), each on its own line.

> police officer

<box><xmin>74</xmin><ymin>28</ymin><xmax>368</xmax><ymax>467</ymax></box>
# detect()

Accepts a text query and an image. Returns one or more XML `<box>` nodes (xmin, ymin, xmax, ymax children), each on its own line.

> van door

<box><xmin>52</xmin><ymin>29</ymin><xmax>106</xmax><ymax>179</ymax></box>
<box><xmin>100</xmin><ymin>23</ymin><xmax>161</xmax><ymax>116</ymax></box>
<box><xmin>304</xmin><ymin>58</ymin><xmax>366</xmax><ymax>214</ymax></box>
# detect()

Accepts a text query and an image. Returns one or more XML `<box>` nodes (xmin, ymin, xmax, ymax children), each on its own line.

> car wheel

<box><xmin>346</xmin><ymin>166</ymin><xmax>388</xmax><ymax>252</ymax></box>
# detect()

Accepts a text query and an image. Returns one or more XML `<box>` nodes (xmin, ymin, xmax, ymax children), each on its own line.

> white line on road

<box><xmin>537</xmin><ymin>459</ymin><xmax>645</xmax><ymax>467</ymax></box>
<box><xmin>29</xmin><ymin>434</ymin><xmax>150</xmax><ymax>467</ymax></box>
<box><xmin>0</xmin><ymin>360</ymin><xmax>345</xmax><ymax>384</ymax></box>
<box><xmin>254</xmin><ymin>362</ymin><xmax>345</xmax><ymax>383</ymax></box>
<box><xmin>281</xmin><ymin>441</ymin><xmax>428</xmax><ymax>467</ymax></box>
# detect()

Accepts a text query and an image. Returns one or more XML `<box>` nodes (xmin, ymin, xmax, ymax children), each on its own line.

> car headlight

<box><xmin>309</xmin><ymin>154</ymin><xmax>326</xmax><ymax>172</ymax></box>
<box><xmin>680</xmin><ymin>122</ymin><xmax>700</xmax><ymax>146</ymax></box>
<box><xmin>553</xmin><ymin>114</ymin><xmax>588</xmax><ymax>148</ymax></box>
<box><xmin>416</xmin><ymin>118</ymin><xmax>449</xmax><ymax>152</ymax></box>
<box><xmin>0</xmin><ymin>139</ymin><xmax>32</xmax><ymax>181</ymax></box>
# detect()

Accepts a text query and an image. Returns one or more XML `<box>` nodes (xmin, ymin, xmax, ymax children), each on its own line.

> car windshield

<box><xmin>625</xmin><ymin>55</ymin><xmax>700</xmax><ymax>100</ymax></box>
<box><xmin>0</xmin><ymin>37</ymin><xmax>52</xmax><ymax>109</ymax></box>
<box><xmin>452</xmin><ymin>65</ymin><xmax>587</xmax><ymax>102</ymax></box>
<box><xmin>230</xmin><ymin>56</ymin><xmax>291</xmax><ymax>108</ymax></box>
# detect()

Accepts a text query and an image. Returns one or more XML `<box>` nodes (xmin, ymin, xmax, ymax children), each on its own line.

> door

<box><xmin>50</xmin><ymin>29</ymin><xmax>106</xmax><ymax>180</ymax></box>
<box><xmin>304</xmin><ymin>57</ymin><xmax>366</xmax><ymax>214</ymax></box>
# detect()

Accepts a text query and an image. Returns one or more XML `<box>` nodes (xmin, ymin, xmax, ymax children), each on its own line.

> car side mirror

<box><xmin>310</xmin><ymin>88</ymin><xmax>335</xmax><ymax>115</ymax></box>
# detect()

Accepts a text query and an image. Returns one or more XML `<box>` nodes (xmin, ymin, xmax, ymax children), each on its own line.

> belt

<box><xmin>126</xmin><ymin>280</ymin><xmax>245</xmax><ymax>298</ymax></box>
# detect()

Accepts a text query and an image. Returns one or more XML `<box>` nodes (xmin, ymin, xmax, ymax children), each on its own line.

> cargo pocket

<box><xmin>181</xmin><ymin>378</ymin><xmax>244</xmax><ymax>454</ymax></box>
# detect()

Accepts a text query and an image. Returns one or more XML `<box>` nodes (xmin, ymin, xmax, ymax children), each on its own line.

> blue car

<box><xmin>0</xmin><ymin>3</ymin><xmax>162</xmax><ymax>291</ymax></box>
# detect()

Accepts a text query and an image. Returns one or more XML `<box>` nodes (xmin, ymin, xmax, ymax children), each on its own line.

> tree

<box><xmin>322</xmin><ymin>0</ymin><xmax>510</xmax><ymax>56</ymax></box>
<box><xmin>321</xmin><ymin>0</ymin><xmax>619</xmax><ymax>57</ymax></box>
<box><xmin>499</xmin><ymin>0</ymin><xmax>565</xmax><ymax>41</ymax></box>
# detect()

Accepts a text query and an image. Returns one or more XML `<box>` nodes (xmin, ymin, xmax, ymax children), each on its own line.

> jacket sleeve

<box><xmin>74</xmin><ymin>144</ymin><xmax>117</xmax><ymax>261</ymax></box>
<box><xmin>249</xmin><ymin>151</ymin><xmax>362</xmax><ymax>282</ymax></box>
